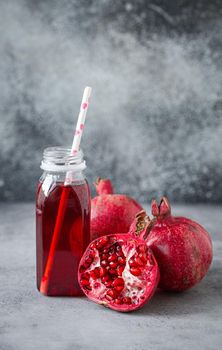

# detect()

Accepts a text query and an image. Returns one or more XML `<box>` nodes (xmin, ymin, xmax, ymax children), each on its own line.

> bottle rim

<box><xmin>40</xmin><ymin>147</ymin><xmax>86</xmax><ymax>172</ymax></box>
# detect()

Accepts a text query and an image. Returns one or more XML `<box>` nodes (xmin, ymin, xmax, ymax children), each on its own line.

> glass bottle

<box><xmin>36</xmin><ymin>147</ymin><xmax>90</xmax><ymax>296</ymax></box>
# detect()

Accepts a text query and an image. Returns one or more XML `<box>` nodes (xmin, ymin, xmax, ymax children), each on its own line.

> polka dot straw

<box><xmin>70</xmin><ymin>86</ymin><xmax>92</xmax><ymax>155</ymax></box>
<box><xmin>64</xmin><ymin>86</ymin><xmax>92</xmax><ymax>185</ymax></box>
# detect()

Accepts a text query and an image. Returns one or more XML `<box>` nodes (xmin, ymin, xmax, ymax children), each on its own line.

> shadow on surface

<box><xmin>136</xmin><ymin>266</ymin><xmax>222</xmax><ymax>317</ymax></box>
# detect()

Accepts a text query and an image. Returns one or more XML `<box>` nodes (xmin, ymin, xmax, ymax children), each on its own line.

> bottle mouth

<box><xmin>40</xmin><ymin>147</ymin><xmax>86</xmax><ymax>172</ymax></box>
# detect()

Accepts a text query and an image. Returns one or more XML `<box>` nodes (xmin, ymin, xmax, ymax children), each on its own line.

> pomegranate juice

<box><xmin>36</xmin><ymin>181</ymin><xmax>90</xmax><ymax>296</ymax></box>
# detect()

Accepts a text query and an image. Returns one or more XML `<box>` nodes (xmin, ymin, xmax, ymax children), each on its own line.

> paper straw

<box><xmin>40</xmin><ymin>86</ymin><xmax>92</xmax><ymax>294</ymax></box>
<box><xmin>64</xmin><ymin>86</ymin><xmax>92</xmax><ymax>186</ymax></box>
<box><xmin>70</xmin><ymin>87</ymin><xmax>92</xmax><ymax>156</ymax></box>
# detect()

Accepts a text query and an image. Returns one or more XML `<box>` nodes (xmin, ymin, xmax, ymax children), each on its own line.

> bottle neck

<box><xmin>40</xmin><ymin>147</ymin><xmax>86</xmax><ymax>173</ymax></box>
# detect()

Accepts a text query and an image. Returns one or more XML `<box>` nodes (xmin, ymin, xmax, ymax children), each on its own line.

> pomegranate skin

<box><xmin>147</xmin><ymin>198</ymin><xmax>213</xmax><ymax>292</ymax></box>
<box><xmin>91</xmin><ymin>178</ymin><xmax>143</xmax><ymax>241</ymax></box>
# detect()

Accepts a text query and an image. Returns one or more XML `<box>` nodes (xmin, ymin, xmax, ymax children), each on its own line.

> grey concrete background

<box><xmin>0</xmin><ymin>203</ymin><xmax>221</xmax><ymax>350</ymax></box>
<box><xmin>0</xmin><ymin>0</ymin><xmax>222</xmax><ymax>203</ymax></box>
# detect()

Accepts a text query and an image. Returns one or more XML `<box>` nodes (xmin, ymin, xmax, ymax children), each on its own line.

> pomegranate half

<box><xmin>91</xmin><ymin>178</ymin><xmax>143</xmax><ymax>241</ymax></box>
<box><xmin>147</xmin><ymin>197</ymin><xmax>213</xmax><ymax>292</ymax></box>
<box><xmin>78</xmin><ymin>211</ymin><xmax>159</xmax><ymax>312</ymax></box>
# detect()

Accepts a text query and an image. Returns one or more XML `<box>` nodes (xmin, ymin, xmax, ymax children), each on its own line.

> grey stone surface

<box><xmin>0</xmin><ymin>203</ymin><xmax>222</xmax><ymax>350</ymax></box>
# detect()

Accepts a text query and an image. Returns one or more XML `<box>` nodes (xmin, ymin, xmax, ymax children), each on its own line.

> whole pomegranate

<box><xmin>91</xmin><ymin>177</ymin><xmax>143</xmax><ymax>241</ymax></box>
<box><xmin>78</xmin><ymin>211</ymin><xmax>159</xmax><ymax>312</ymax></box>
<box><xmin>147</xmin><ymin>197</ymin><xmax>213</xmax><ymax>292</ymax></box>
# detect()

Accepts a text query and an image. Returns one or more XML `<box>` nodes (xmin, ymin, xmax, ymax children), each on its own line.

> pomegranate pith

<box><xmin>147</xmin><ymin>197</ymin><xmax>213</xmax><ymax>292</ymax></box>
<box><xmin>91</xmin><ymin>178</ymin><xmax>143</xmax><ymax>241</ymax></box>
<box><xmin>79</xmin><ymin>212</ymin><xmax>159</xmax><ymax>312</ymax></box>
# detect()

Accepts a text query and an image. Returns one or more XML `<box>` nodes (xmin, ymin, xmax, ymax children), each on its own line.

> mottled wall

<box><xmin>0</xmin><ymin>0</ymin><xmax>221</xmax><ymax>202</ymax></box>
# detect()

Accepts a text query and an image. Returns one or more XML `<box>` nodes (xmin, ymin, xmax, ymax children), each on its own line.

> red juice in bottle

<box><xmin>36</xmin><ymin>147</ymin><xmax>90</xmax><ymax>296</ymax></box>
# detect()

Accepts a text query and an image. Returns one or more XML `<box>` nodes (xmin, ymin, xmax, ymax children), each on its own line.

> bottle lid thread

<box><xmin>40</xmin><ymin>147</ymin><xmax>86</xmax><ymax>172</ymax></box>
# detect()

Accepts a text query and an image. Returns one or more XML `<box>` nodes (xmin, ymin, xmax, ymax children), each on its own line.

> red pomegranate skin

<box><xmin>91</xmin><ymin>178</ymin><xmax>143</xmax><ymax>241</ymax></box>
<box><xmin>147</xmin><ymin>198</ymin><xmax>213</xmax><ymax>292</ymax></box>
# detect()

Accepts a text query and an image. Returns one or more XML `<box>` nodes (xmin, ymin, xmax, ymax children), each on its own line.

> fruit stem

<box><xmin>94</xmin><ymin>177</ymin><xmax>114</xmax><ymax>195</ymax></box>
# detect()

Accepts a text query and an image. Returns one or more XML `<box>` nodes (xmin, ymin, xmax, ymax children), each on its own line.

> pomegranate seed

<box><xmin>130</xmin><ymin>267</ymin><xmax>142</xmax><ymax>276</ymax></box>
<box><xmin>101</xmin><ymin>275</ymin><xmax>110</xmax><ymax>283</ymax></box>
<box><xmin>101</xmin><ymin>260</ymin><xmax>108</xmax><ymax>267</ymax></box>
<box><xmin>80</xmin><ymin>279</ymin><xmax>90</xmax><ymax>286</ymax></box>
<box><xmin>89</xmin><ymin>271</ymin><xmax>97</xmax><ymax>280</ymax></box>
<box><xmin>108</xmin><ymin>250</ymin><xmax>114</xmax><ymax>256</ymax></box>
<box><xmin>85</xmin><ymin>257</ymin><xmax>93</xmax><ymax>265</ymax></box>
<box><xmin>138</xmin><ymin>253</ymin><xmax>147</xmax><ymax>263</ymax></box>
<box><xmin>109</xmin><ymin>269</ymin><xmax>118</xmax><ymax>275</ymax></box>
<box><xmin>90</xmin><ymin>268</ymin><xmax>100</xmax><ymax>280</ymax></box>
<box><xmin>128</xmin><ymin>258</ymin><xmax>137</xmax><ymax>267</ymax></box>
<box><xmin>104</xmin><ymin>280</ymin><xmax>113</xmax><ymax>288</ymax></box>
<box><xmin>99</xmin><ymin>267</ymin><xmax>107</xmax><ymax>277</ymax></box>
<box><xmin>109</xmin><ymin>261</ymin><xmax>118</xmax><ymax>269</ymax></box>
<box><xmin>81</xmin><ymin>272</ymin><xmax>90</xmax><ymax>280</ymax></box>
<box><xmin>118</xmin><ymin>256</ymin><xmax>126</xmax><ymax>265</ymax></box>
<box><xmin>106</xmin><ymin>289</ymin><xmax>118</xmax><ymax>300</ymax></box>
<box><xmin>79</xmin><ymin>265</ymin><xmax>86</xmax><ymax>273</ymax></box>
<box><xmin>117</xmin><ymin>266</ymin><xmax>124</xmax><ymax>276</ymax></box>
<box><xmin>83</xmin><ymin>262</ymin><xmax>89</xmax><ymax>269</ymax></box>
<box><xmin>115</xmin><ymin>285</ymin><xmax>124</xmax><ymax>292</ymax></box>
<box><xmin>108</xmin><ymin>253</ymin><xmax>117</xmax><ymax>262</ymax></box>
<box><xmin>101</xmin><ymin>253</ymin><xmax>109</xmax><ymax>260</ymax></box>
<box><xmin>112</xmin><ymin>278</ymin><xmax>124</xmax><ymax>292</ymax></box>
<box><xmin>90</xmin><ymin>242</ymin><xmax>96</xmax><ymax>249</ymax></box>
<box><xmin>112</xmin><ymin>277</ymin><xmax>124</xmax><ymax>288</ymax></box>
<box><xmin>89</xmin><ymin>250</ymin><xmax>96</xmax><ymax>258</ymax></box>
<box><xmin>123</xmin><ymin>296</ymin><xmax>132</xmax><ymax>304</ymax></box>
<box><xmin>116</xmin><ymin>249</ymin><xmax>124</xmax><ymax>257</ymax></box>
<box><xmin>101</xmin><ymin>236</ymin><xmax>110</xmax><ymax>245</ymax></box>
<box><xmin>97</xmin><ymin>236</ymin><xmax>109</xmax><ymax>249</ymax></box>
<box><xmin>137</xmin><ymin>245</ymin><xmax>148</xmax><ymax>253</ymax></box>
<box><xmin>134</xmin><ymin>257</ymin><xmax>144</xmax><ymax>266</ymax></box>
<box><xmin>95</xmin><ymin>267</ymin><xmax>101</xmax><ymax>274</ymax></box>
<box><xmin>114</xmin><ymin>298</ymin><xmax>123</xmax><ymax>305</ymax></box>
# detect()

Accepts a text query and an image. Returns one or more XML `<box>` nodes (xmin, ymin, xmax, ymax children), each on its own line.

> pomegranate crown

<box><xmin>151</xmin><ymin>197</ymin><xmax>171</xmax><ymax>218</ymax></box>
<box><xmin>94</xmin><ymin>177</ymin><xmax>114</xmax><ymax>195</ymax></box>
